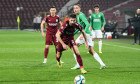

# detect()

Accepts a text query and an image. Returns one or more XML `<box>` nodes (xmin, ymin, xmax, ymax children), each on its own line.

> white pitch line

<box><xmin>103</xmin><ymin>43</ymin><xmax>140</xmax><ymax>51</ymax></box>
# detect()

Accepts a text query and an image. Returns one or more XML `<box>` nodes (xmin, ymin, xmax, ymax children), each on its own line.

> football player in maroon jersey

<box><xmin>56</xmin><ymin>14</ymin><xmax>88</xmax><ymax>74</ymax></box>
<box><xmin>41</xmin><ymin>6</ymin><xmax>62</xmax><ymax>63</ymax></box>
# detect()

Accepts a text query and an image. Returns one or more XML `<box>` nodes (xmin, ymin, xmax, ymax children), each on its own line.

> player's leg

<box><xmin>54</xmin><ymin>35</ymin><xmax>64</xmax><ymax>63</ymax></box>
<box><xmin>88</xmin><ymin>46</ymin><xmax>106</xmax><ymax>69</ymax></box>
<box><xmin>56</xmin><ymin>43</ymin><xmax>64</xmax><ymax>68</ymax></box>
<box><xmin>56</xmin><ymin>51</ymin><xmax>62</xmax><ymax>68</ymax></box>
<box><xmin>71</xmin><ymin>35</ymin><xmax>84</xmax><ymax>69</ymax></box>
<box><xmin>138</xmin><ymin>30</ymin><xmax>140</xmax><ymax>45</ymax></box>
<box><xmin>91</xmin><ymin>30</ymin><xmax>96</xmax><ymax>47</ymax></box>
<box><xmin>97</xmin><ymin>30</ymin><xmax>103</xmax><ymax>53</ymax></box>
<box><xmin>71</xmin><ymin>48</ymin><xmax>80</xmax><ymax>69</ymax></box>
<box><xmin>43</xmin><ymin>45</ymin><xmax>49</xmax><ymax>63</ymax></box>
<box><xmin>71</xmin><ymin>45</ymin><xmax>87</xmax><ymax>73</ymax></box>
<box><xmin>134</xmin><ymin>28</ymin><xmax>138</xmax><ymax>44</ymax></box>
<box><xmin>43</xmin><ymin>34</ymin><xmax>53</xmax><ymax>63</ymax></box>
<box><xmin>98</xmin><ymin>38</ymin><xmax>102</xmax><ymax>53</ymax></box>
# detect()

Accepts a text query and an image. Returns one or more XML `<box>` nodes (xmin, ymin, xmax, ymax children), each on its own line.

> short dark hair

<box><xmin>94</xmin><ymin>4</ymin><xmax>99</xmax><ymax>8</ymax></box>
<box><xmin>74</xmin><ymin>4</ymin><xmax>81</xmax><ymax>8</ymax></box>
<box><xmin>69</xmin><ymin>14</ymin><xmax>76</xmax><ymax>18</ymax></box>
<box><xmin>50</xmin><ymin>5</ymin><xmax>56</xmax><ymax>9</ymax></box>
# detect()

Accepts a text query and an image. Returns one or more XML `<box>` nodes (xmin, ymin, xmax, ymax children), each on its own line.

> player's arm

<box><xmin>77</xmin><ymin>23</ymin><xmax>88</xmax><ymax>49</ymax></box>
<box><xmin>41</xmin><ymin>20</ymin><xmax>46</xmax><ymax>37</ymax></box>
<box><xmin>56</xmin><ymin>28</ymin><xmax>68</xmax><ymax>50</ymax></box>
<box><xmin>80</xmin><ymin>14</ymin><xmax>90</xmax><ymax>32</ymax></box>
<box><xmin>101</xmin><ymin>13</ymin><xmax>106</xmax><ymax>31</ymax></box>
<box><xmin>74</xmin><ymin>29</ymin><xmax>79</xmax><ymax>35</ymax></box>
<box><xmin>90</xmin><ymin>14</ymin><xmax>93</xmax><ymax>31</ymax></box>
<box><xmin>81</xmin><ymin>29</ymin><xmax>88</xmax><ymax>49</ymax></box>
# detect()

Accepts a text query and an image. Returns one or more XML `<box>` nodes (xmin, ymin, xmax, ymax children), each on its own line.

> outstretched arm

<box><xmin>81</xmin><ymin>29</ymin><xmax>88</xmax><ymax>49</ymax></box>
<box><xmin>56</xmin><ymin>30</ymin><xmax>68</xmax><ymax>50</ymax></box>
<box><xmin>41</xmin><ymin>20</ymin><xmax>46</xmax><ymax>37</ymax></box>
<box><xmin>101</xmin><ymin>13</ymin><xmax>106</xmax><ymax>31</ymax></box>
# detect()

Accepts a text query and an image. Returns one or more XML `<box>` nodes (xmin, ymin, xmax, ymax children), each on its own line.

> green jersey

<box><xmin>90</xmin><ymin>12</ymin><xmax>106</xmax><ymax>30</ymax></box>
<box><xmin>74</xmin><ymin>12</ymin><xmax>91</xmax><ymax>35</ymax></box>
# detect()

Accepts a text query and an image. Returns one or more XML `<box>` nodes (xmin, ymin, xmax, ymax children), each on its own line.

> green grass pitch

<box><xmin>0</xmin><ymin>30</ymin><xmax>140</xmax><ymax>84</ymax></box>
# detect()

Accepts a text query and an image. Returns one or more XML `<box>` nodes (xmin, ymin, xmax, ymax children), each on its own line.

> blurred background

<box><xmin>0</xmin><ymin>0</ymin><xmax>140</xmax><ymax>43</ymax></box>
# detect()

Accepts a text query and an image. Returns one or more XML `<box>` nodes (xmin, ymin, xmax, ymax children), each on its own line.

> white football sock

<box><xmin>99</xmin><ymin>40</ymin><xmax>102</xmax><ymax>51</ymax></box>
<box><xmin>44</xmin><ymin>58</ymin><xmax>47</xmax><ymax>60</ymax></box>
<box><xmin>93</xmin><ymin>53</ymin><xmax>105</xmax><ymax>66</ymax></box>
<box><xmin>73</xmin><ymin>54</ymin><xmax>79</xmax><ymax>65</ymax></box>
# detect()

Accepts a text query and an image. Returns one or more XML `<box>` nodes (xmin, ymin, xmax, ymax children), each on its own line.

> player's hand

<box><xmin>80</xmin><ymin>35</ymin><xmax>83</xmax><ymax>40</ymax></box>
<box><xmin>89</xmin><ymin>26</ymin><xmax>92</xmax><ymax>31</ymax></box>
<box><xmin>42</xmin><ymin>32</ymin><xmax>45</xmax><ymax>37</ymax></box>
<box><xmin>101</xmin><ymin>27</ymin><xmax>104</xmax><ymax>31</ymax></box>
<box><xmin>62</xmin><ymin>44</ymin><xmax>68</xmax><ymax>50</ymax></box>
<box><xmin>85</xmin><ymin>42</ymin><xmax>89</xmax><ymax>49</ymax></box>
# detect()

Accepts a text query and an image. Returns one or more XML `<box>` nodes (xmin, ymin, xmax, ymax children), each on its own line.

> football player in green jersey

<box><xmin>71</xmin><ymin>4</ymin><xmax>106</xmax><ymax>70</ymax></box>
<box><xmin>90</xmin><ymin>4</ymin><xmax>106</xmax><ymax>53</ymax></box>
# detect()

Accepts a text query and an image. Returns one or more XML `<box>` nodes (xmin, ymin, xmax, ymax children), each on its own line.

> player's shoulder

<box><xmin>91</xmin><ymin>13</ymin><xmax>95</xmax><ymax>16</ymax></box>
<box><xmin>62</xmin><ymin>21</ymin><xmax>69</xmax><ymax>27</ymax></box>
<box><xmin>56</xmin><ymin>15</ymin><xmax>60</xmax><ymax>18</ymax></box>
<box><xmin>99</xmin><ymin>12</ymin><xmax>104</xmax><ymax>15</ymax></box>
<box><xmin>79</xmin><ymin>12</ymin><xmax>85</xmax><ymax>16</ymax></box>
<box><xmin>46</xmin><ymin>15</ymin><xmax>50</xmax><ymax>17</ymax></box>
<box><xmin>45</xmin><ymin>15</ymin><xmax>50</xmax><ymax>19</ymax></box>
<box><xmin>75</xmin><ymin>22</ymin><xmax>80</xmax><ymax>26</ymax></box>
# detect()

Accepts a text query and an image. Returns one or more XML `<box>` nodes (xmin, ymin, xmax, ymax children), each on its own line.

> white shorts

<box><xmin>91</xmin><ymin>30</ymin><xmax>103</xmax><ymax>38</ymax></box>
<box><xmin>76</xmin><ymin>34</ymin><xmax>93</xmax><ymax>47</ymax></box>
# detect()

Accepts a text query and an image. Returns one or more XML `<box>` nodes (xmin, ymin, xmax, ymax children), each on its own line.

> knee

<box><xmin>45</xmin><ymin>45</ymin><xmax>49</xmax><ymax>48</ymax></box>
<box><xmin>98</xmin><ymin>38</ymin><xmax>102</xmax><ymax>41</ymax></box>
<box><xmin>75</xmin><ymin>52</ymin><xmax>80</xmax><ymax>56</ymax></box>
<box><xmin>92</xmin><ymin>38</ymin><xmax>95</xmax><ymax>41</ymax></box>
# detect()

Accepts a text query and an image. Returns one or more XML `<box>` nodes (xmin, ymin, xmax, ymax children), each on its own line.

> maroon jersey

<box><xmin>59</xmin><ymin>21</ymin><xmax>83</xmax><ymax>43</ymax></box>
<box><xmin>43</xmin><ymin>15</ymin><xmax>59</xmax><ymax>35</ymax></box>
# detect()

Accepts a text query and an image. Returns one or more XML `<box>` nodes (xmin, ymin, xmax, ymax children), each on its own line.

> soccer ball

<box><xmin>74</xmin><ymin>75</ymin><xmax>85</xmax><ymax>84</ymax></box>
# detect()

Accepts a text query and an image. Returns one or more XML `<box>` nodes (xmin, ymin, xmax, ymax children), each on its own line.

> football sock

<box><xmin>56</xmin><ymin>55</ymin><xmax>60</xmax><ymax>62</ymax></box>
<box><xmin>44</xmin><ymin>48</ymin><xmax>49</xmax><ymax>58</ymax></box>
<box><xmin>99</xmin><ymin>40</ymin><xmax>102</xmax><ymax>51</ymax></box>
<box><xmin>93</xmin><ymin>53</ymin><xmax>105</xmax><ymax>65</ymax></box>
<box><xmin>76</xmin><ymin>55</ymin><xmax>83</xmax><ymax>68</ymax></box>
<box><xmin>73</xmin><ymin>54</ymin><xmax>79</xmax><ymax>65</ymax></box>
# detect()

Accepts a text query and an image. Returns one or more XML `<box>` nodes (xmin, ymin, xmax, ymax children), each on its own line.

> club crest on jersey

<box><xmin>61</xmin><ymin>26</ymin><xmax>64</xmax><ymax>29</ymax></box>
<box><xmin>56</xmin><ymin>19</ymin><xmax>58</xmax><ymax>22</ymax></box>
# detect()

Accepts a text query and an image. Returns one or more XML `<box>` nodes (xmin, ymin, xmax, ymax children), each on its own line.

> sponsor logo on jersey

<box><xmin>48</xmin><ymin>23</ymin><xmax>57</xmax><ymax>26</ymax></box>
<box><xmin>93</xmin><ymin>19</ymin><xmax>100</xmax><ymax>22</ymax></box>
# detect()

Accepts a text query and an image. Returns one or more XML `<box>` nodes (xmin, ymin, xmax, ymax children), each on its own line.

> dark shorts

<box><xmin>45</xmin><ymin>34</ymin><xmax>58</xmax><ymax>45</ymax></box>
<box><xmin>57</xmin><ymin>39</ymin><xmax>76</xmax><ymax>52</ymax></box>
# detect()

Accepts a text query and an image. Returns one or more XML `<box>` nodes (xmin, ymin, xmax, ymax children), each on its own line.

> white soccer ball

<box><xmin>74</xmin><ymin>75</ymin><xmax>85</xmax><ymax>84</ymax></box>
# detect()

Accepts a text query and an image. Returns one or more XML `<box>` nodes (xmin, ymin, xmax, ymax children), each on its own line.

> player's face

<box><xmin>73</xmin><ymin>5</ymin><xmax>81</xmax><ymax>14</ymax></box>
<box><xmin>50</xmin><ymin>8</ymin><xmax>56</xmax><ymax>15</ymax></box>
<box><xmin>137</xmin><ymin>9</ymin><xmax>140</xmax><ymax>14</ymax></box>
<box><xmin>69</xmin><ymin>18</ymin><xmax>76</xmax><ymax>26</ymax></box>
<box><xmin>94</xmin><ymin>7</ymin><xmax>99</xmax><ymax>12</ymax></box>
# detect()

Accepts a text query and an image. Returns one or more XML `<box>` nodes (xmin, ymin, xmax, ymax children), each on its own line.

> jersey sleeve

<box><xmin>43</xmin><ymin>16</ymin><xmax>48</xmax><ymax>22</ymax></box>
<box><xmin>90</xmin><ymin>14</ymin><xmax>93</xmax><ymax>27</ymax></box>
<box><xmin>101</xmin><ymin>13</ymin><xmax>106</xmax><ymax>27</ymax></box>
<box><xmin>75</xmin><ymin>23</ymin><xmax>83</xmax><ymax>31</ymax></box>
<box><xmin>59</xmin><ymin>22</ymin><xmax>67</xmax><ymax>33</ymax></box>
<box><xmin>79</xmin><ymin>14</ymin><xmax>90</xmax><ymax>32</ymax></box>
<box><xmin>57</xmin><ymin>15</ymin><xmax>60</xmax><ymax>23</ymax></box>
<box><xmin>74</xmin><ymin>23</ymin><xmax>83</xmax><ymax>35</ymax></box>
